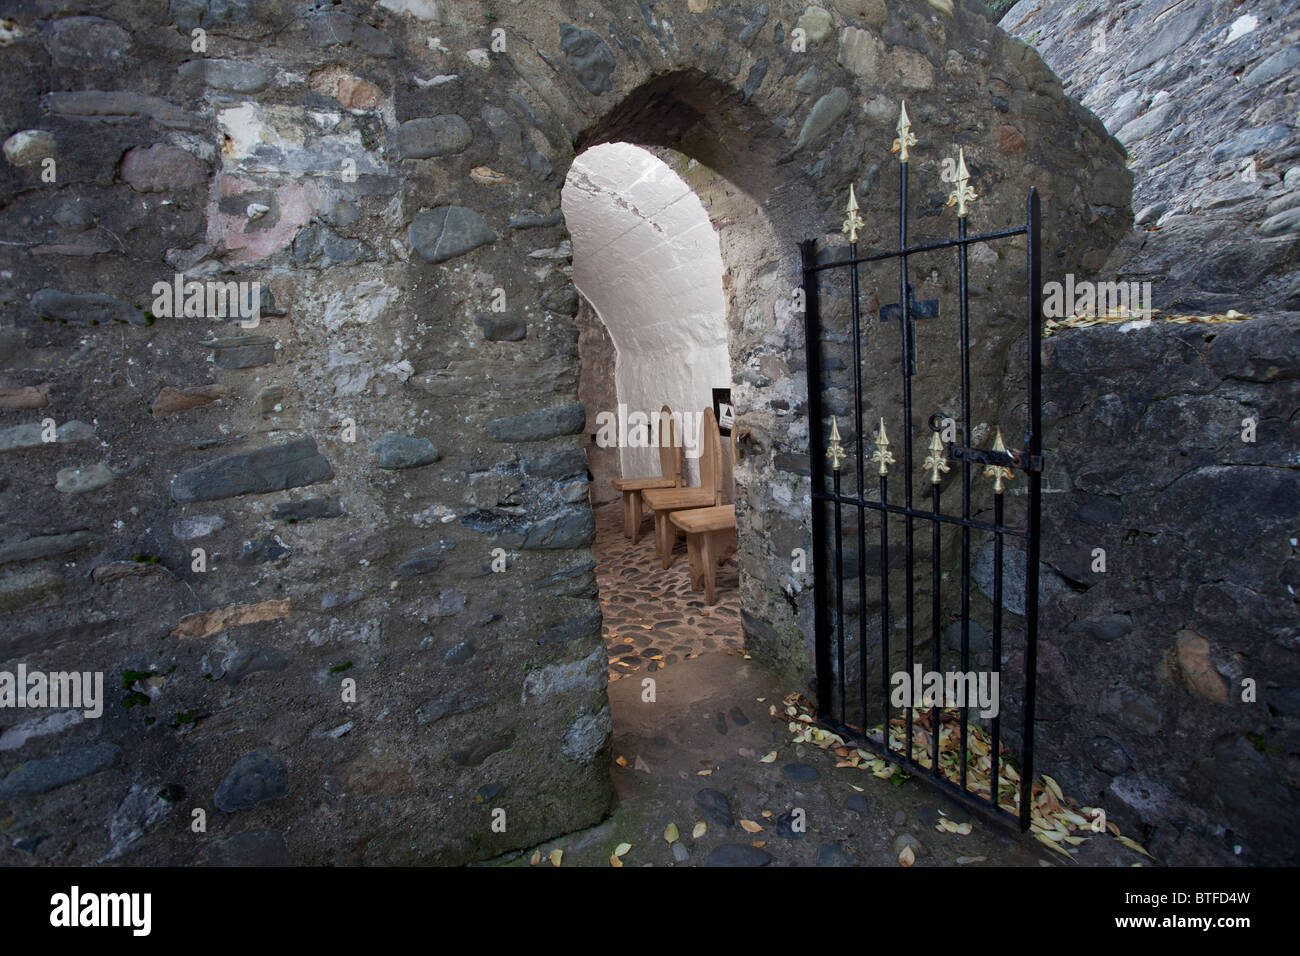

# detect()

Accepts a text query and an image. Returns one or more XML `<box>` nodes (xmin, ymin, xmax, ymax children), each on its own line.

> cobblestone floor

<box><xmin>592</xmin><ymin>501</ymin><xmax>742</xmax><ymax>683</ymax></box>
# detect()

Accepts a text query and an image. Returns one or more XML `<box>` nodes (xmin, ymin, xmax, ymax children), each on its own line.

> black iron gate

<box><xmin>800</xmin><ymin>104</ymin><xmax>1043</xmax><ymax>829</ymax></box>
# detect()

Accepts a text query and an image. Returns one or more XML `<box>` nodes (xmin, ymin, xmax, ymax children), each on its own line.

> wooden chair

<box><xmin>670</xmin><ymin>426</ymin><xmax>741</xmax><ymax>605</ymax></box>
<box><xmin>642</xmin><ymin>407</ymin><xmax>723</xmax><ymax>569</ymax></box>
<box><xmin>610</xmin><ymin>405</ymin><xmax>681</xmax><ymax>544</ymax></box>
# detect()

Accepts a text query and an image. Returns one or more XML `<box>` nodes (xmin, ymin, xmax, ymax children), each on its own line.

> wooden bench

<box><xmin>671</xmin><ymin>504</ymin><xmax>736</xmax><ymax>605</ymax></box>
<box><xmin>610</xmin><ymin>405</ymin><xmax>680</xmax><ymax>544</ymax></box>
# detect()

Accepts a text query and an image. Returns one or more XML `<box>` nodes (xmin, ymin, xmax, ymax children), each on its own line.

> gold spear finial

<box><xmin>923</xmin><ymin>430</ymin><xmax>951</xmax><ymax>485</ymax></box>
<box><xmin>841</xmin><ymin>184</ymin><xmax>864</xmax><ymax>244</ymax></box>
<box><xmin>983</xmin><ymin>427</ymin><xmax>1015</xmax><ymax>494</ymax></box>
<box><xmin>946</xmin><ymin>147</ymin><xmax>978</xmax><ymax>218</ymax></box>
<box><xmin>827</xmin><ymin>416</ymin><xmax>847</xmax><ymax>471</ymax></box>
<box><xmin>891</xmin><ymin>101</ymin><xmax>918</xmax><ymax>164</ymax></box>
<box><xmin>870</xmin><ymin>418</ymin><xmax>895</xmax><ymax>476</ymax></box>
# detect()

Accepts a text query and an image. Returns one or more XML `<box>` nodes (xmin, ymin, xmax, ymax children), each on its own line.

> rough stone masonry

<box><xmin>0</xmin><ymin>0</ymin><xmax>1135</xmax><ymax>865</ymax></box>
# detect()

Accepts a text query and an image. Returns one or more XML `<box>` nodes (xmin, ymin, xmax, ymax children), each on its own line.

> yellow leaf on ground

<box><xmin>693</xmin><ymin>822</ymin><xmax>707</xmax><ymax>839</ymax></box>
<box><xmin>751</xmin><ymin>841</ymin><xmax>766</xmax><ymax>848</ymax></box>
<box><xmin>609</xmin><ymin>853</ymin><xmax>623</xmax><ymax>867</ymax></box>
<box><xmin>614</xmin><ymin>843</ymin><xmax>632</xmax><ymax>857</ymax></box>
<box><xmin>739</xmin><ymin>819</ymin><xmax>763</xmax><ymax>833</ymax></box>
<box><xmin>1116</xmin><ymin>835</ymin><xmax>1155</xmax><ymax>859</ymax></box>
<box><xmin>696</xmin><ymin>769</ymin><xmax>713</xmax><ymax>776</ymax></box>
<box><xmin>1034</xmin><ymin>833</ymin><xmax>1073</xmax><ymax>861</ymax></box>
<box><xmin>530</xmin><ymin>851</ymin><xmax>540</xmax><ymax>866</ymax></box>
<box><xmin>549</xmin><ymin>849</ymin><xmax>563</xmax><ymax>867</ymax></box>
<box><xmin>664</xmin><ymin>823</ymin><xmax>679</xmax><ymax>844</ymax></box>
<box><xmin>899</xmin><ymin>845</ymin><xmax>915</xmax><ymax>867</ymax></box>
<box><xmin>614</xmin><ymin>756</ymin><xmax>628</xmax><ymax>767</ymax></box>
<box><xmin>759</xmin><ymin>751</ymin><xmax>777</xmax><ymax>763</ymax></box>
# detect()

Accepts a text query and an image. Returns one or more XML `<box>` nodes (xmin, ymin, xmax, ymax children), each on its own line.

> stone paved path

<box><xmin>592</xmin><ymin>501</ymin><xmax>742</xmax><ymax>682</ymax></box>
<box><xmin>489</xmin><ymin>504</ymin><xmax>1149</xmax><ymax>867</ymax></box>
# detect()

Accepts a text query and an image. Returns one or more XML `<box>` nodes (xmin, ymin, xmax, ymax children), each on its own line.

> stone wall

<box><xmin>1003</xmin><ymin>0</ymin><xmax>1300</xmax><ymax>312</ymax></box>
<box><xmin>0</xmin><ymin>0</ymin><xmax>1129</xmax><ymax>865</ymax></box>
<box><xmin>1034</xmin><ymin>314</ymin><xmax>1300</xmax><ymax>865</ymax></box>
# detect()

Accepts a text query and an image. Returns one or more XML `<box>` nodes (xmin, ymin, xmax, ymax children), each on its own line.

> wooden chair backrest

<box><xmin>698</xmin><ymin>407</ymin><xmax>723</xmax><ymax>504</ymax></box>
<box><xmin>657</xmin><ymin>405</ymin><xmax>681</xmax><ymax>486</ymax></box>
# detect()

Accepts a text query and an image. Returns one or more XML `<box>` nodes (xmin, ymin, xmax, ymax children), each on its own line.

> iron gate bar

<box><xmin>898</xmin><ymin>131</ymin><xmax>917</xmax><ymax>761</ymax></box>
<box><xmin>1021</xmin><ymin>188</ymin><xmax>1044</xmax><ymax>831</ymax></box>
<box><xmin>846</xmin><ymin>189</ymin><xmax>870</xmax><ymax>736</ymax></box>
<box><xmin>800</xmin><ymin>102</ymin><xmax>1044</xmax><ymax>832</ymax></box>
<box><xmin>958</xmin><ymin>177</ymin><xmax>972</xmax><ymax>793</ymax></box>
<box><xmin>803</xmin><ymin>226</ymin><xmax>1028</xmax><ymax>273</ymax></box>
<box><xmin>816</xmin><ymin>493</ymin><xmax>1030</xmax><ymax>538</ymax></box>
<box><xmin>800</xmin><ymin>237</ymin><xmax>832</xmax><ymax>722</ymax></box>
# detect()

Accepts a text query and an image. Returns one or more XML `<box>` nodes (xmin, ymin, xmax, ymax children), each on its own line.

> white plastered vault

<box><xmin>563</xmin><ymin>142</ymin><xmax>731</xmax><ymax>485</ymax></box>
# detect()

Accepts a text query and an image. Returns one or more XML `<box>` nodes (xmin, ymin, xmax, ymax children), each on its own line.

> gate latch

<box><xmin>947</xmin><ymin>444</ymin><xmax>1043</xmax><ymax>473</ymax></box>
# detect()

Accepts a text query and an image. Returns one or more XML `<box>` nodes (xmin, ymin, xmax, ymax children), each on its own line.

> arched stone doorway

<box><xmin>562</xmin><ymin>140</ymin><xmax>743</xmax><ymax>713</ymax></box>
<box><xmin>0</xmin><ymin>0</ymin><xmax>1132</xmax><ymax>867</ymax></box>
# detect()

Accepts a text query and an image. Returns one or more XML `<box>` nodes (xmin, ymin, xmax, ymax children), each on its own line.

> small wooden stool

<box><xmin>643</xmin><ymin>486</ymin><xmax>717</xmax><ymax>568</ymax></box>
<box><xmin>610</xmin><ymin>406</ymin><xmax>681</xmax><ymax>544</ymax></box>
<box><xmin>670</xmin><ymin>504</ymin><xmax>736</xmax><ymax>605</ymax></box>
<box><xmin>642</xmin><ymin>407</ymin><xmax>724</xmax><ymax>568</ymax></box>
<box><xmin>611</xmin><ymin>476</ymin><xmax>674</xmax><ymax>542</ymax></box>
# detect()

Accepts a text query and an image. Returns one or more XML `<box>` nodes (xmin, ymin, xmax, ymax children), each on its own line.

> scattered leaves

<box><xmin>936</xmin><ymin>817</ymin><xmax>973</xmax><ymax>835</ymax></box>
<box><xmin>772</xmin><ymin>691</ymin><xmax>1155</xmax><ymax>862</ymax></box>
<box><xmin>1043</xmin><ymin>306</ymin><xmax>1250</xmax><ymax>339</ymax></box>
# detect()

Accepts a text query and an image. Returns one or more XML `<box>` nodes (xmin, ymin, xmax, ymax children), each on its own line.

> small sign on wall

<box><xmin>713</xmin><ymin>387</ymin><xmax>734</xmax><ymax>437</ymax></box>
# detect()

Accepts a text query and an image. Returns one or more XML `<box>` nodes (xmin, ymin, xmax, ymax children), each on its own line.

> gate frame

<box><xmin>800</xmin><ymin>106</ymin><xmax>1043</xmax><ymax>831</ymax></box>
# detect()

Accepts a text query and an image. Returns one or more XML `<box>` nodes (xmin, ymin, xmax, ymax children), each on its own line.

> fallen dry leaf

<box><xmin>548</xmin><ymin>849</ymin><xmax>562</xmax><ymax>867</ymax></box>
<box><xmin>899</xmin><ymin>845</ymin><xmax>915</xmax><ymax>867</ymax></box>
<box><xmin>692</xmin><ymin>822</ymin><xmax>707</xmax><ymax>839</ymax></box>
<box><xmin>664</xmin><ymin>823</ymin><xmax>679</xmax><ymax>844</ymax></box>
<box><xmin>759</xmin><ymin>751</ymin><xmax>777</xmax><ymax>763</ymax></box>
<box><xmin>171</xmin><ymin>599</ymin><xmax>290</xmax><ymax>640</ymax></box>
<box><xmin>739</xmin><ymin>819</ymin><xmax>763</xmax><ymax>833</ymax></box>
<box><xmin>529</xmin><ymin>851</ymin><xmax>540</xmax><ymax>866</ymax></box>
<box><xmin>614</xmin><ymin>843</ymin><xmax>632</xmax><ymax>857</ymax></box>
<box><xmin>614</xmin><ymin>756</ymin><xmax>628</xmax><ymax>768</ymax></box>
<box><xmin>609</xmin><ymin>853</ymin><xmax>623</xmax><ymax>867</ymax></box>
